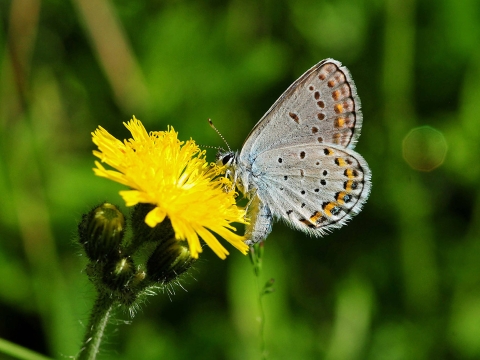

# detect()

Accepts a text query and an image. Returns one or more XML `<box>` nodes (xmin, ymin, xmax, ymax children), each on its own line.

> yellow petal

<box><xmin>92</xmin><ymin>117</ymin><xmax>248</xmax><ymax>259</ymax></box>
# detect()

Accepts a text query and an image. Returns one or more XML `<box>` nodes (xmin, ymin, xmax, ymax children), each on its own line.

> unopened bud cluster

<box><xmin>78</xmin><ymin>203</ymin><xmax>196</xmax><ymax>307</ymax></box>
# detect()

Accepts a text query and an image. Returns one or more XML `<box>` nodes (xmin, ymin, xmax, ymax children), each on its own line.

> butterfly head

<box><xmin>216</xmin><ymin>150</ymin><xmax>237</xmax><ymax>168</ymax></box>
<box><xmin>216</xmin><ymin>150</ymin><xmax>243</xmax><ymax>193</ymax></box>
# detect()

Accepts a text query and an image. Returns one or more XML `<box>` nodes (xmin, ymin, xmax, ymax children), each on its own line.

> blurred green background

<box><xmin>1</xmin><ymin>0</ymin><xmax>479</xmax><ymax>359</ymax></box>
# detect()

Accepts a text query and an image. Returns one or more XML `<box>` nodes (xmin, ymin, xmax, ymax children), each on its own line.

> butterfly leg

<box><xmin>244</xmin><ymin>195</ymin><xmax>273</xmax><ymax>246</ymax></box>
<box><xmin>221</xmin><ymin>167</ymin><xmax>239</xmax><ymax>193</ymax></box>
<box><xmin>220</xmin><ymin>168</ymin><xmax>233</xmax><ymax>192</ymax></box>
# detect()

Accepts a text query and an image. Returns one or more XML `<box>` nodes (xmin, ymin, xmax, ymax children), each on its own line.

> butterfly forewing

<box><xmin>239</xmin><ymin>59</ymin><xmax>363</xmax><ymax>167</ymax></box>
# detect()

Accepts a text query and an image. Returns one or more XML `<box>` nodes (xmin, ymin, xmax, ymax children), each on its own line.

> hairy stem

<box><xmin>78</xmin><ymin>294</ymin><xmax>115</xmax><ymax>360</ymax></box>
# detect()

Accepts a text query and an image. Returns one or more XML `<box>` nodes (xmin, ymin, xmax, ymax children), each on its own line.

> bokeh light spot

<box><xmin>402</xmin><ymin>126</ymin><xmax>447</xmax><ymax>171</ymax></box>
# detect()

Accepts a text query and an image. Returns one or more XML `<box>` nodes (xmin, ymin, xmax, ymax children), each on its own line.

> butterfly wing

<box><xmin>250</xmin><ymin>142</ymin><xmax>371</xmax><ymax>236</ymax></box>
<box><xmin>236</xmin><ymin>59</ymin><xmax>369</xmax><ymax>243</ymax></box>
<box><xmin>238</xmin><ymin>59</ymin><xmax>362</xmax><ymax>168</ymax></box>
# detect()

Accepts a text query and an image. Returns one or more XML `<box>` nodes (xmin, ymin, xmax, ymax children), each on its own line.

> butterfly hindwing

<box><xmin>252</xmin><ymin>142</ymin><xmax>371</xmax><ymax>236</ymax></box>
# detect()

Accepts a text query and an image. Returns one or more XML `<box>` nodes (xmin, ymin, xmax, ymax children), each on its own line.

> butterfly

<box><xmin>217</xmin><ymin>59</ymin><xmax>371</xmax><ymax>245</ymax></box>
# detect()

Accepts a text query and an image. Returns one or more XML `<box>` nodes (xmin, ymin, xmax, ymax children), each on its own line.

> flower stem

<box><xmin>249</xmin><ymin>244</ymin><xmax>268</xmax><ymax>359</ymax></box>
<box><xmin>254</xmin><ymin>274</ymin><xmax>267</xmax><ymax>359</ymax></box>
<box><xmin>78</xmin><ymin>294</ymin><xmax>116</xmax><ymax>360</ymax></box>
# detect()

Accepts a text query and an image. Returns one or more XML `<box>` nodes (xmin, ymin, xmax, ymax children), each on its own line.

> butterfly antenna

<box><xmin>208</xmin><ymin>118</ymin><xmax>231</xmax><ymax>152</ymax></box>
<box><xmin>198</xmin><ymin>144</ymin><xmax>222</xmax><ymax>151</ymax></box>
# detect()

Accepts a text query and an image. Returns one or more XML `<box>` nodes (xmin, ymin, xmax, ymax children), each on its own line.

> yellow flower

<box><xmin>92</xmin><ymin>116</ymin><xmax>248</xmax><ymax>259</ymax></box>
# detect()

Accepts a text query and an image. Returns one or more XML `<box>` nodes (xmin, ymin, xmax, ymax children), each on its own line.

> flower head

<box><xmin>92</xmin><ymin>117</ymin><xmax>248</xmax><ymax>259</ymax></box>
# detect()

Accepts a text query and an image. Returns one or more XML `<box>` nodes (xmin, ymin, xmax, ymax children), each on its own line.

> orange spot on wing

<box><xmin>333</xmin><ymin>133</ymin><xmax>341</xmax><ymax>144</ymax></box>
<box><xmin>335</xmin><ymin>192</ymin><xmax>347</xmax><ymax>204</ymax></box>
<box><xmin>345</xmin><ymin>180</ymin><xmax>352</xmax><ymax>191</ymax></box>
<box><xmin>344</xmin><ymin>169</ymin><xmax>357</xmax><ymax>178</ymax></box>
<box><xmin>334</xmin><ymin>117</ymin><xmax>345</xmax><ymax>128</ymax></box>
<box><xmin>323</xmin><ymin>202</ymin><xmax>337</xmax><ymax>217</ymax></box>
<box><xmin>310</xmin><ymin>211</ymin><xmax>323</xmax><ymax>223</ymax></box>
<box><xmin>335</xmin><ymin>158</ymin><xmax>347</xmax><ymax>166</ymax></box>
<box><xmin>299</xmin><ymin>218</ymin><xmax>315</xmax><ymax>228</ymax></box>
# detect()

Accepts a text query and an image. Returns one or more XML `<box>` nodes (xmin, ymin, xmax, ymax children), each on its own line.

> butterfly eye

<box><xmin>222</xmin><ymin>153</ymin><xmax>234</xmax><ymax>166</ymax></box>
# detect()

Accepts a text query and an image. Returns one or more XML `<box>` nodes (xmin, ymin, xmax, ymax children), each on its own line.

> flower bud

<box><xmin>78</xmin><ymin>203</ymin><xmax>125</xmax><ymax>261</ymax></box>
<box><xmin>131</xmin><ymin>270</ymin><xmax>146</xmax><ymax>288</ymax></box>
<box><xmin>146</xmin><ymin>238</ymin><xmax>196</xmax><ymax>284</ymax></box>
<box><xmin>102</xmin><ymin>256</ymin><xmax>135</xmax><ymax>291</ymax></box>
